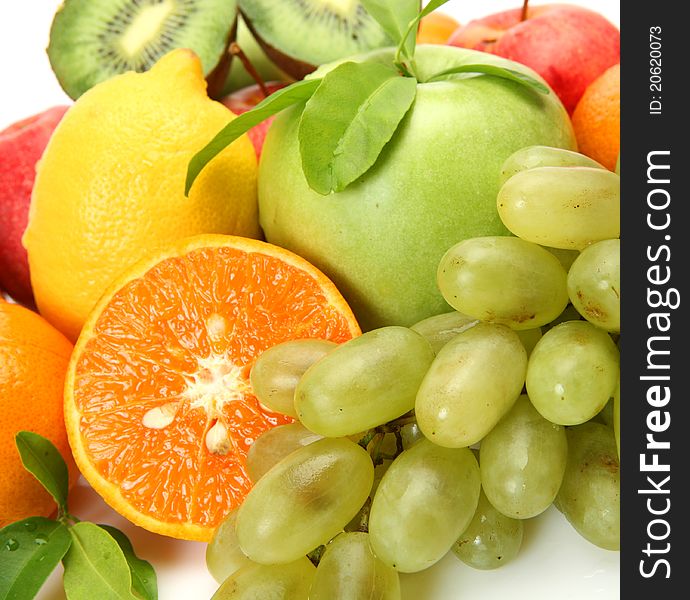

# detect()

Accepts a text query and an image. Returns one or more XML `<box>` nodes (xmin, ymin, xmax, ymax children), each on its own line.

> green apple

<box><xmin>257</xmin><ymin>45</ymin><xmax>576</xmax><ymax>331</ymax></box>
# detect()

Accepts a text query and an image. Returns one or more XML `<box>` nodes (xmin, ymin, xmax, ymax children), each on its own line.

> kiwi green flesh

<box><xmin>240</xmin><ymin>14</ymin><xmax>316</xmax><ymax>80</ymax></box>
<box><xmin>238</xmin><ymin>0</ymin><xmax>392</xmax><ymax>77</ymax></box>
<box><xmin>47</xmin><ymin>0</ymin><xmax>238</xmax><ymax>100</ymax></box>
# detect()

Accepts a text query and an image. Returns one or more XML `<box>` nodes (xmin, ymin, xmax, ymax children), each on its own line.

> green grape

<box><xmin>592</xmin><ymin>398</ymin><xmax>615</xmax><ymax>428</ymax></box>
<box><xmin>371</xmin><ymin>461</ymin><xmax>393</xmax><ymax>498</ymax></box>
<box><xmin>555</xmin><ymin>422</ymin><xmax>620</xmax><ymax>550</ymax></box>
<box><xmin>567</xmin><ymin>239</ymin><xmax>620</xmax><ymax>332</ymax></box>
<box><xmin>410</xmin><ymin>310</ymin><xmax>479</xmax><ymax>354</ymax></box>
<box><xmin>415</xmin><ymin>322</ymin><xmax>527</xmax><ymax>448</ymax></box>
<box><xmin>613</xmin><ymin>377</ymin><xmax>620</xmax><ymax>458</ymax></box>
<box><xmin>452</xmin><ymin>489</ymin><xmax>523</xmax><ymax>570</ymax></box>
<box><xmin>236</xmin><ymin>437</ymin><xmax>373</xmax><ymax>564</ymax></box>
<box><xmin>250</xmin><ymin>338</ymin><xmax>337</xmax><ymax>418</ymax></box>
<box><xmin>364</xmin><ymin>424</ymin><xmax>429</xmax><ymax>503</ymax></box>
<box><xmin>545</xmin><ymin>246</ymin><xmax>580</xmax><ymax>272</ymax></box>
<box><xmin>211</xmin><ymin>556</ymin><xmax>315</xmax><ymax>599</ymax></box>
<box><xmin>479</xmin><ymin>395</ymin><xmax>567</xmax><ymax>519</ymax></box>
<box><xmin>543</xmin><ymin>303</ymin><xmax>583</xmax><ymax>331</ymax></box>
<box><xmin>368</xmin><ymin>434</ymin><xmax>398</xmax><ymax>498</ymax></box>
<box><xmin>344</xmin><ymin>496</ymin><xmax>372</xmax><ymax>534</ymax></box>
<box><xmin>517</xmin><ymin>327</ymin><xmax>542</xmax><ymax>357</ymax></box>
<box><xmin>368</xmin><ymin>440</ymin><xmax>480</xmax><ymax>573</ymax></box>
<box><xmin>526</xmin><ymin>320</ymin><xmax>620</xmax><ymax>425</ymax></box>
<box><xmin>246</xmin><ymin>422</ymin><xmax>322</xmax><ymax>483</ymax></box>
<box><xmin>400</xmin><ymin>421</ymin><xmax>425</xmax><ymax>449</ymax></box>
<box><xmin>499</xmin><ymin>145</ymin><xmax>606</xmax><ymax>186</ymax></box>
<box><xmin>295</xmin><ymin>326</ymin><xmax>434</xmax><ymax>437</ymax></box>
<box><xmin>411</xmin><ymin>309</ymin><xmax>541</xmax><ymax>357</ymax></box>
<box><xmin>309</xmin><ymin>532</ymin><xmax>401</xmax><ymax>600</ymax></box>
<box><xmin>437</xmin><ymin>236</ymin><xmax>569</xmax><ymax>330</ymax></box>
<box><xmin>497</xmin><ymin>166</ymin><xmax>620</xmax><ymax>250</ymax></box>
<box><xmin>346</xmin><ymin>426</ymin><xmax>422</xmax><ymax>521</ymax></box>
<box><xmin>206</xmin><ymin>509</ymin><xmax>251</xmax><ymax>584</ymax></box>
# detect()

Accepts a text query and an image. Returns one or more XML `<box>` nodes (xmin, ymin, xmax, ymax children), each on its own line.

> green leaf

<box><xmin>100</xmin><ymin>525</ymin><xmax>157</xmax><ymax>600</ymax></box>
<box><xmin>15</xmin><ymin>431</ymin><xmax>69</xmax><ymax>515</ymax></box>
<box><xmin>417</xmin><ymin>0</ymin><xmax>453</xmax><ymax>21</ymax></box>
<box><xmin>185</xmin><ymin>78</ymin><xmax>322</xmax><ymax>195</ymax></box>
<box><xmin>62</xmin><ymin>522</ymin><xmax>140</xmax><ymax>600</ymax></box>
<box><xmin>0</xmin><ymin>517</ymin><xmax>72</xmax><ymax>600</ymax></box>
<box><xmin>298</xmin><ymin>61</ymin><xmax>417</xmax><ymax>195</ymax></box>
<box><xmin>427</xmin><ymin>64</ymin><xmax>551</xmax><ymax>94</ymax></box>
<box><xmin>395</xmin><ymin>0</ymin><xmax>452</xmax><ymax>66</ymax></box>
<box><xmin>361</xmin><ymin>0</ymin><xmax>420</xmax><ymax>62</ymax></box>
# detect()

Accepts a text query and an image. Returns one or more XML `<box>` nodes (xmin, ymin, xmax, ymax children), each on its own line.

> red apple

<box><xmin>448</xmin><ymin>2</ymin><xmax>620</xmax><ymax>114</ymax></box>
<box><xmin>221</xmin><ymin>81</ymin><xmax>288</xmax><ymax>160</ymax></box>
<box><xmin>0</xmin><ymin>105</ymin><xmax>69</xmax><ymax>307</ymax></box>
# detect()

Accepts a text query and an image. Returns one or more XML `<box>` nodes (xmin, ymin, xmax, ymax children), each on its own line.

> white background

<box><xmin>1</xmin><ymin>1</ymin><xmax>621</xmax><ymax>599</ymax></box>
<box><xmin>1</xmin><ymin>0</ymin><xmax>620</xmax><ymax>129</ymax></box>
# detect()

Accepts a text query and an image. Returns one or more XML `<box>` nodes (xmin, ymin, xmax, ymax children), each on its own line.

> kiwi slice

<box><xmin>238</xmin><ymin>0</ymin><xmax>393</xmax><ymax>79</ymax></box>
<box><xmin>47</xmin><ymin>0</ymin><xmax>239</xmax><ymax>100</ymax></box>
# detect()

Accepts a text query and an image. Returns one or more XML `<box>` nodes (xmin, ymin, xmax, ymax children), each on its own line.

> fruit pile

<box><xmin>0</xmin><ymin>0</ymin><xmax>620</xmax><ymax>598</ymax></box>
<box><xmin>204</xmin><ymin>144</ymin><xmax>620</xmax><ymax>597</ymax></box>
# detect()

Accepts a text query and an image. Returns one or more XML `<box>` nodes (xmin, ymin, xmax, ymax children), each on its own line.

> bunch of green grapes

<box><xmin>205</xmin><ymin>146</ymin><xmax>621</xmax><ymax>599</ymax></box>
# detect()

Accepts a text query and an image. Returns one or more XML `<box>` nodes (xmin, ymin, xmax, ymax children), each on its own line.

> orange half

<box><xmin>64</xmin><ymin>234</ymin><xmax>360</xmax><ymax>541</ymax></box>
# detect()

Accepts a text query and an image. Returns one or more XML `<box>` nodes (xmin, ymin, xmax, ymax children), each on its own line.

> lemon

<box><xmin>23</xmin><ymin>49</ymin><xmax>259</xmax><ymax>342</ymax></box>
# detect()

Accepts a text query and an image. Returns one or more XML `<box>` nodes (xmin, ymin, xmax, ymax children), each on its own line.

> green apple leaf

<box><xmin>62</xmin><ymin>522</ymin><xmax>140</xmax><ymax>600</ymax></box>
<box><xmin>0</xmin><ymin>517</ymin><xmax>72</xmax><ymax>600</ymax></box>
<box><xmin>418</xmin><ymin>0</ymin><xmax>453</xmax><ymax>16</ymax></box>
<box><xmin>395</xmin><ymin>0</ymin><xmax>453</xmax><ymax>69</ymax></box>
<box><xmin>427</xmin><ymin>64</ymin><xmax>551</xmax><ymax>95</ymax></box>
<box><xmin>15</xmin><ymin>431</ymin><xmax>70</xmax><ymax>516</ymax></box>
<box><xmin>99</xmin><ymin>525</ymin><xmax>157</xmax><ymax>600</ymax></box>
<box><xmin>298</xmin><ymin>61</ymin><xmax>417</xmax><ymax>195</ymax></box>
<box><xmin>185</xmin><ymin>77</ymin><xmax>322</xmax><ymax>195</ymax></box>
<box><xmin>360</xmin><ymin>0</ymin><xmax>420</xmax><ymax>63</ymax></box>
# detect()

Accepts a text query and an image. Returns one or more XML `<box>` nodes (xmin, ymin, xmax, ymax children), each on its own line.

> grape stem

<box><xmin>394</xmin><ymin>429</ymin><xmax>404</xmax><ymax>455</ymax></box>
<box><xmin>306</xmin><ymin>545</ymin><xmax>326</xmax><ymax>567</ymax></box>
<box><xmin>376</xmin><ymin>412</ymin><xmax>417</xmax><ymax>433</ymax></box>
<box><xmin>351</xmin><ymin>497</ymin><xmax>372</xmax><ymax>534</ymax></box>
<box><xmin>358</xmin><ymin>412</ymin><xmax>417</xmax><ymax>465</ymax></box>
<box><xmin>368</xmin><ymin>432</ymin><xmax>391</xmax><ymax>467</ymax></box>
<box><xmin>357</xmin><ymin>430</ymin><xmax>378</xmax><ymax>451</ymax></box>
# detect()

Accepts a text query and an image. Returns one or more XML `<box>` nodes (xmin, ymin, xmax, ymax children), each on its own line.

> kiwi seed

<box><xmin>238</xmin><ymin>0</ymin><xmax>394</xmax><ymax>79</ymax></box>
<box><xmin>48</xmin><ymin>0</ymin><xmax>239</xmax><ymax>99</ymax></box>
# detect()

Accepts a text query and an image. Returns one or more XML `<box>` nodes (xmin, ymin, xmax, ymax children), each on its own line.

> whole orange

<box><xmin>417</xmin><ymin>12</ymin><xmax>461</xmax><ymax>44</ymax></box>
<box><xmin>0</xmin><ymin>300</ymin><xmax>78</xmax><ymax>526</ymax></box>
<box><xmin>571</xmin><ymin>64</ymin><xmax>620</xmax><ymax>171</ymax></box>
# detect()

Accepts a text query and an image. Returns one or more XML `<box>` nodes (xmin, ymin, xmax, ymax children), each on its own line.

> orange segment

<box><xmin>65</xmin><ymin>234</ymin><xmax>360</xmax><ymax>541</ymax></box>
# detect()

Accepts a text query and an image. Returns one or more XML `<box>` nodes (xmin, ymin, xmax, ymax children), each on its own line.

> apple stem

<box><xmin>230</xmin><ymin>42</ymin><xmax>269</xmax><ymax>98</ymax></box>
<box><xmin>521</xmin><ymin>0</ymin><xmax>530</xmax><ymax>22</ymax></box>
